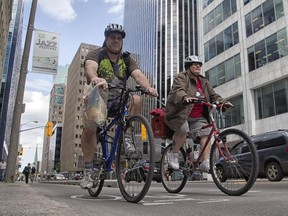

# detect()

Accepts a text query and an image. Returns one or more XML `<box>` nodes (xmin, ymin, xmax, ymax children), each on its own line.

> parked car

<box><xmin>216</xmin><ymin>129</ymin><xmax>288</xmax><ymax>182</ymax></box>
<box><xmin>54</xmin><ymin>174</ymin><xmax>66</xmax><ymax>180</ymax></box>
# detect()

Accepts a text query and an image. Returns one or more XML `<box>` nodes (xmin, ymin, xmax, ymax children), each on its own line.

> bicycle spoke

<box><xmin>116</xmin><ymin>115</ymin><xmax>155</xmax><ymax>203</ymax></box>
<box><xmin>210</xmin><ymin>129</ymin><xmax>259</xmax><ymax>196</ymax></box>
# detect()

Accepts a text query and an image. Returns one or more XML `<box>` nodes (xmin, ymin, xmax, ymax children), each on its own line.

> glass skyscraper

<box><xmin>124</xmin><ymin>0</ymin><xmax>198</xmax><ymax>115</ymax></box>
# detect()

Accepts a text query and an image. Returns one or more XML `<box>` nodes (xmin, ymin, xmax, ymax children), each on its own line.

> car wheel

<box><xmin>265</xmin><ymin>161</ymin><xmax>284</xmax><ymax>182</ymax></box>
<box><xmin>216</xmin><ymin>166</ymin><xmax>227</xmax><ymax>182</ymax></box>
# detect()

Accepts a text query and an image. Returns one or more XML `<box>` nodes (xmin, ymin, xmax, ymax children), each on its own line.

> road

<box><xmin>29</xmin><ymin>179</ymin><xmax>288</xmax><ymax>216</ymax></box>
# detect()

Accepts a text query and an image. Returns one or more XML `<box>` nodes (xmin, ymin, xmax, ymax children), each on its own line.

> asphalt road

<box><xmin>29</xmin><ymin>179</ymin><xmax>288</xmax><ymax>216</ymax></box>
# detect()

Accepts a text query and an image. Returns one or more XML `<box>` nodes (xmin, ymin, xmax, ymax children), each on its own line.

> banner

<box><xmin>32</xmin><ymin>29</ymin><xmax>59</xmax><ymax>74</ymax></box>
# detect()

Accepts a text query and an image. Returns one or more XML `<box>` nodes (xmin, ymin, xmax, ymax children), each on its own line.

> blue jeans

<box><xmin>0</xmin><ymin>169</ymin><xmax>5</xmax><ymax>181</ymax></box>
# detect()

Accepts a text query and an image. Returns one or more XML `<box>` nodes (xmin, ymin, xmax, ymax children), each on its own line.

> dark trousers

<box><xmin>24</xmin><ymin>173</ymin><xmax>29</xmax><ymax>184</ymax></box>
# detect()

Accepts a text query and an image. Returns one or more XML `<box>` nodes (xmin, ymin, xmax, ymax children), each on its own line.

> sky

<box><xmin>19</xmin><ymin>0</ymin><xmax>124</xmax><ymax>170</ymax></box>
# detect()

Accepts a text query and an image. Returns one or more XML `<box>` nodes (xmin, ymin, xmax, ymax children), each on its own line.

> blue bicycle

<box><xmin>87</xmin><ymin>84</ymin><xmax>155</xmax><ymax>203</ymax></box>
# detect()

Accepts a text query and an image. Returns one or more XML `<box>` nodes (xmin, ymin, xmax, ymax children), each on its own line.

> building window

<box><xmin>248</xmin><ymin>28</ymin><xmax>288</xmax><ymax>71</ymax></box>
<box><xmin>244</xmin><ymin>0</ymin><xmax>252</xmax><ymax>5</ymax></box>
<box><xmin>245</xmin><ymin>0</ymin><xmax>284</xmax><ymax>37</ymax></box>
<box><xmin>217</xmin><ymin>95</ymin><xmax>244</xmax><ymax>128</ymax></box>
<box><xmin>254</xmin><ymin>78</ymin><xmax>288</xmax><ymax>119</ymax></box>
<box><xmin>205</xmin><ymin>54</ymin><xmax>241</xmax><ymax>88</ymax></box>
<box><xmin>204</xmin><ymin>22</ymin><xmax>239</xmax><ymax>62</ymax></box>
<box><xmin>203</xmin><ymin>0</ymin><xmax>237</xmax><ymax>35</ymax></box>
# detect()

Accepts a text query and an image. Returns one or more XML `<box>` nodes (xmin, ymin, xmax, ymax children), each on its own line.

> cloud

<box><xmin>38</xmin><ymin>0</ymin><xmax>77</xmax><ymax>22</ymax></box>
<box><xmin>104</xmin><ymin>0</ymin><xmax>124</xmax><ymax>14</ymax></box>
<box><xmin>21</xmin><ymin>90</ymin><xmax>50</xmax><ymax>130</ymax></box>
<box><xmin>19</xmin><ymin>90</ymin><xmax>50</xmax><ymax>167</ymax></box>
<box><xmin>25</xmin><ymin>77</ymin><xmax>53</xmax><ymax>93</ymax></box>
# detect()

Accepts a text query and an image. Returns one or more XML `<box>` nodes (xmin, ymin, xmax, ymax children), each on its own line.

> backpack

<box><xmin>31</xmin><ymin>167</ymin><xmax>36</xmax><ymax>174</ymax></box>
<box><xmin>22</xmin><ymin>166</ymin><xmax>29</xmax><ymax>174</ymax></box>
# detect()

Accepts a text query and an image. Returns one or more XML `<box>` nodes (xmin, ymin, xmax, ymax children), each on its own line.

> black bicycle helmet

<box><xmin>104</xmin><ymin>23</ymin><xmax>126</xmax><ymax>38</ymax></box>
<box><xmin>184</xmin><ymin>55</ymin><xmax>202</xmax><ymax>69</ymax></box>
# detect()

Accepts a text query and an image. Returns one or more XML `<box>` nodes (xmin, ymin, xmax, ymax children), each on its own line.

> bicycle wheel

<box><xmin>87</xmin><ymin>138</ymin><xmax>106</xmax><ymax>197</ymax></box>
<box><xmin>116</xmin><ymin>114</ymin><xmax>155</xmax><ymax>203</ymax></box>
<box><xmin>160</xmin><ymin>143</ymin><xmax>188</xmax><ymax>193</ymax></box>
<box><xmin>210</xmin><ymin>128</ymin><xmax>259</xmax><ymax>196</ymax></box>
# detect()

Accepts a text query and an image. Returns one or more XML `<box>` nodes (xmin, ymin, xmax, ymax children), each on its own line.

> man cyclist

<box><xmin>80</xmin><ymin>23</ymin><xmax>158</xmax><ymax>189</ymax></box>
<box><xmin>164</xmin><ymin>55</ymin><xmax>232</xmax><ymax>172</ymax></box>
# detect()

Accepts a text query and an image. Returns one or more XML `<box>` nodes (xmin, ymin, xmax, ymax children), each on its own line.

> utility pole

<box><xmin>5</xmin><ymin>0</ymin><xmax>38</xmax><ymax>183</ymax></box>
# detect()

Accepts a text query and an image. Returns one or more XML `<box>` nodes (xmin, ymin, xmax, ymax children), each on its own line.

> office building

<box><xmin>60</xmin><ymin>43</ymin><xmax>99</xmax><ymax>172</ymax></box>
<box><xmin>199</xmin><ymin>0</ymin><xmax>288</xmax><ymax>135</ymax></box>
<box><xmin>0</xmin><ymin>0</ymin><xmax>23</xmax><ymax>160</ymax></box>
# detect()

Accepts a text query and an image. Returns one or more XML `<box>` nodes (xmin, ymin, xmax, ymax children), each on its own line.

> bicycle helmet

<box><xmin>184</xmin><ymin>55</ymin><xmax>202</xmax><ymax>69</ymax></box>
<box><xmin>104</xmin><ymin>23</ymin><xmax>126</xmax><ymax>38</ymax></box>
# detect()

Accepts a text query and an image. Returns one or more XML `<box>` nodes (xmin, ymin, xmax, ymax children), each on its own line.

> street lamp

<box><xmin>21</xmin><ymin>120</ymin><xmax>38</xmax><ymax>127</ymax></box>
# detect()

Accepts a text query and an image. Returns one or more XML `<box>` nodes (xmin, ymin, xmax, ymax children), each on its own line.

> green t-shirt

<box><xmin>85</xmin><ymin>47</ymin><xmax>139</xmax><ymax>100</ymax></box>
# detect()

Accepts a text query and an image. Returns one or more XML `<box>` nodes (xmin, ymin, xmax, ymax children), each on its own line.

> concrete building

<box><xmin>0</xmin><ymin>0</ymin><xmax>13</xmax><ymax>91</ymax></box>
<box><xmin>198</xmin><ymin>0</ymin><xmax>288</xmax><ymax>135</ymax></box>
<box><xmin>0</xmin><ymin>0</ymin><xmax>23</xmax><ymax>160</ymax></box>
<box><xmin>60</xmin><ymin>43</ymin><xmax>99</xmax><ymax>173</ymax></box>
<box><xmin>41</xmin><ymin>82</ymin><xmax>66</xmax><ymax>172</ymax></box>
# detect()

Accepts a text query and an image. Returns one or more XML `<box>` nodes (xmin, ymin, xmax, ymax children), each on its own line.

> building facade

<box><xmin>0</xmin><ymin>0</ymin><xmax>23</xmax><ymax>160</ymax></box>
<box><xmin>60</xmin><ymin>43</ymin><xmax>99</xmax><ymax>172</ymax></box>
<box><xmin>124</xmin><ymin>0</ymin><xmax>199</xmax><ymax>112</ymax></box>
<box><xmin>198</xmin><ymin>0</ymin><xmax>288</xmax><ymax>135</ymax></box>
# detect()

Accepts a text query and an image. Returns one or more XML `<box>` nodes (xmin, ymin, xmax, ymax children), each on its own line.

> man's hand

<box><xmin>91</xmin><ymin>77</ymin><xmax>108</xmax><ymax>90</ymax></box>
<box><xmin>147</xmin><ymin>87</ymin><xmax>158</xmax><ymax>97</ymax></box>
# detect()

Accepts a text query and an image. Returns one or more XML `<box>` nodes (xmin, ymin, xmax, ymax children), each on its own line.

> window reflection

<box><xmin>245</xmin><ymin>0</ymin><xmax>284</xmax><ymax>37</ymax></box>
<box><xmin>255</xmin><ymin>79</ymin><xmax>288</xmax><ymax>119</ymax></box>
<box><xmin>247</xmin><ymin>28</ymin><xmax>288</xmax><ymax>71</ymax></box>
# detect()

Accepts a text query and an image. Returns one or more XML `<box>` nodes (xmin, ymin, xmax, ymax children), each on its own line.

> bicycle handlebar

<box><xmin>182</xmin><ymin>97</ymin><xmax>234</xmax><ymax>110</ymax></box>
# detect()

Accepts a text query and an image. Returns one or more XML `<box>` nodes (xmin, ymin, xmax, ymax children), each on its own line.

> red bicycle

<box><xmin>153</xmin><ymin>99</ymin><xmax>259</xmax><ymax>196</ymax></box>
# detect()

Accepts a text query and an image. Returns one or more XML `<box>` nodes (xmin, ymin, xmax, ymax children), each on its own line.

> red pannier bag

<box><xmin>150</xmin><ymin>108</ymin><xmax>173</xmax><ymax>139</ymax></box>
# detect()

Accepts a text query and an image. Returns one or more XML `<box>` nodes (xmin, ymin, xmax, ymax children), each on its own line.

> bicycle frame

<box><xmin>97</xmin><ymin>108</ymin><xmax>127</xmax><ymax>173</ymax></box>
<box><xmin>188</xmin><ymin>102</ymin><xmax>232</xmax><ymax>166</ymax></box>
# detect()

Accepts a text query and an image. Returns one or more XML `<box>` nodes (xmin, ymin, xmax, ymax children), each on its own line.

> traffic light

<box><xmin>46</xmin><ymin>121</ymin><xmax>53</xmax><ymax>137</ymax></box>
<box><xmin>18</xmin><ymin>147</ymin><xmax>23</xmax><ymax>156</ymax></box>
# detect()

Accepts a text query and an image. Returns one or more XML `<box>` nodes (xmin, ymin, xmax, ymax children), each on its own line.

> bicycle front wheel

<box><xmin>160</xmin><ymin>143</ymin><xmax>187</xmax><ymax>193</ymax></box>
<box><xmin>116</xmin><ymin>114</ymin><xmax>155</xmax><ymax>203</ymax></box>
<box><xmin>210</xmin><ymin>128</ymin><xmax>259</xmax><ymax>196</ymax></box>
<box><xmin>87</xmin><ymin>139</ymin><xmax>106</xmax><ymax>197</ymax></box>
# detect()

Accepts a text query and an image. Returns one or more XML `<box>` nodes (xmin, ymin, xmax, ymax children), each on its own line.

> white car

<box><xmin>54</xmin><ymin>174</ymin><xmax>66</xmax><ymax>180</ymax></box>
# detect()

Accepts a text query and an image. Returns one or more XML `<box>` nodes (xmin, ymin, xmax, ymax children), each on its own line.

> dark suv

<box><xmin>251</xmin><ymin>129</ymin><xmax>288</xmax><ymax>181</ymax></box>
<box><xmin>216</xmin><ymin>129</ymin><xmax>288</xmax><ymax>182</ymax></box>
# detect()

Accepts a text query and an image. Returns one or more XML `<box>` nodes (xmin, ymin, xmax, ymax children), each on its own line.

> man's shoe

<box><xmin>124</xmin><ymin>135</ymin><xmax>136</xmax><ymax>154</ymax></box>
<box><xmin>167</xmin><ymin>152</ymin><xmax>179</xmax><ymax>170</ymax></box>
<box><xmin>199</xmin><ymin>159</ymin><xmax>210</xmax><ymax>172</ymax></box>
<box><xmin>80</xmin><ymin>168</ymin><xmax>98</xmax><ymax>189</ymax></box>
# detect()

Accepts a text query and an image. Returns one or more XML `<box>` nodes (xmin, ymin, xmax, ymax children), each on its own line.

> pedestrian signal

<box><xmin>46</xmin><ymin>121</ymin><xmax>53</xmax><ymax>137</ymax></box>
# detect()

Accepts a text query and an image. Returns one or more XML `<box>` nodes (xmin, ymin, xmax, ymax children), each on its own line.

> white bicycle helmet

<box><xmin>184</xmin><ymin>55</ymin><xmax>202</xmax><ymax>69</ymax></box>
<box><xmin>104</xmin><ymin>23</ymin><xmax>126</xmax><ymax>38</ymax></box>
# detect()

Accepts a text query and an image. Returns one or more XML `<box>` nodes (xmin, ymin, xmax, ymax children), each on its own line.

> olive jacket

<box><xmin>164</xmin><ymin>70</ymin><xmax>223</xmax><ymax>131</ymax></box>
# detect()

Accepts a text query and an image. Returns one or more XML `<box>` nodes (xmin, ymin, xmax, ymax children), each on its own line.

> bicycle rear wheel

<box><xmin>210</xmin><ymin>128</ymin><xmax>259</xmax><ymax>196</ymax></box>
<box><xmin>87</xmin><ymin>138</ymin><xmax>106</xmax><ymax>197</ymax></box>
<box><xmin>116</xmin><ymin>114</ymin><xmax>155</xmax><ymax>203</ymax></box>
<box><xmin>160</xmin><ymin>143</ymin><xmax>188</xmax><ymax>193</ymax></box>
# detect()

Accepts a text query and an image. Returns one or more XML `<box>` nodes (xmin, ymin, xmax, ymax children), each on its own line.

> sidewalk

<box><xmin>0</xmin><ymin>181</ymin><xmax>79</xmax><ymax>216</ymax></box>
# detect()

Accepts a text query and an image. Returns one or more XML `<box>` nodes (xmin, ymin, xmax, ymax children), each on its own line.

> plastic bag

<box><xmin>83</xmin><ymin>84</ymin><xmax>108</xmax><ymax>127</ymax></box>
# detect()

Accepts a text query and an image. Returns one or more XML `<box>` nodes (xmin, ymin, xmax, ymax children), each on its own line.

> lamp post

<box><xmin>21</xmin><ymin>120</ymin><xmax>38</xmax><ymax>127</ymax></box>
<box><xmin>5</xmin><ymin>0</ymin><xmax>38</xmax><ymax>183</ymax></box>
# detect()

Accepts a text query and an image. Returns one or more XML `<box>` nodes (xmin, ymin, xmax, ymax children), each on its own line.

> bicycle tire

<box><xmin>87</xmin><ymin>138</ymin><xmax>106</xmax><ymax>197</ymax></box>
<box><xmin>116</xmin><ymin>114</ymin><xmax>155</xmax><ymax>203</ymax></box>
<box><xmin>210</xmin><ymin>128</ymin><xmax>259</xmax><ymax>196</ymax></box>
<box><xmin>160</xmin><ymin>143</ymin><xmax>188</xmax><ymax>193</ymax></box>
